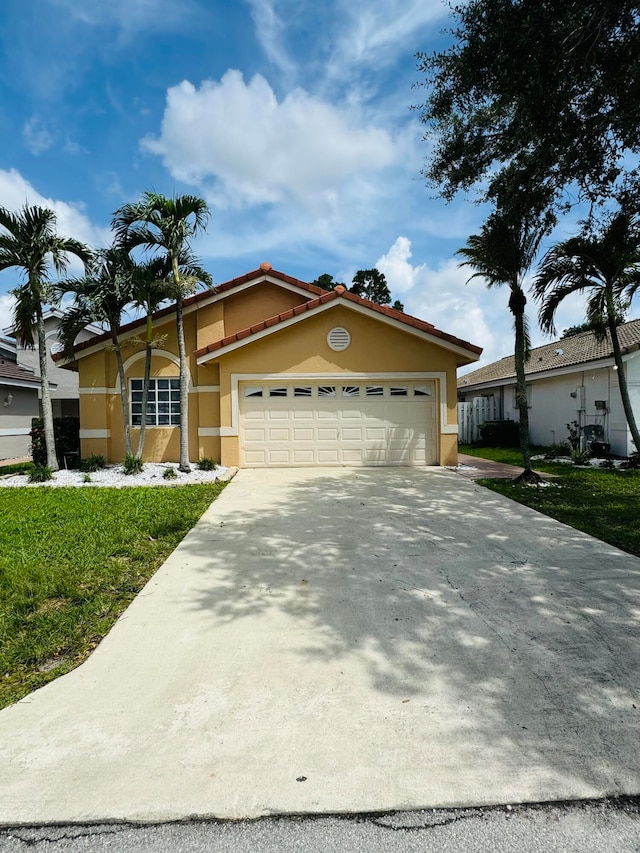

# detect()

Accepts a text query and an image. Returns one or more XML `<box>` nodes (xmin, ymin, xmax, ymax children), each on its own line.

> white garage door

<box><xmin>239</xmin><ymin>381</ymin><xmax>438</xmax><ymax>467</ymax></box>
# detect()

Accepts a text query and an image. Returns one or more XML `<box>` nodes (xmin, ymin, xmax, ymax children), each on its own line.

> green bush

<box><xmin>197</xmin><ymin>457</ymin><xmax>217</xmax><ymax>471</ymax></box>
<box><xmin>123</xmin><ymin>455</ymin><xmax>144</xmax><ymax>475</ymax></box>
<box><xmin>163</xmin><ymin>466</ymin><xmax>177</xmax><ymax>480</ymax></box>
<box><xmin>80</xmin><ymin>454</ymin><xmax>106</xmax><ymax>473</ymax></box>
<box><xmin>570</xmin><ymin>447</ymin><xmax>591</xmax><ymax>466</ymax></box>
<box><xmin>28</xmin><ymin>464</ymin><xmax>53</xmax><ymax>483</ymax></box>
<box><xmin>478</xmin><ymin>420</ymin><xmax>519</xmax><ymax>448</ymax></box>
<box><xmin>83</xmin><ymin>473</ymin><xmax>92</xmax><ymax>483</ymax></box>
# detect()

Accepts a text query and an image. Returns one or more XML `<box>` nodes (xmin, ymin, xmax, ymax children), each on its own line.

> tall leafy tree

<box><xmin>112</xmin><ymin>193</ymin><xmax>213</xmax><ymax>472</ymax></box>
<box><xmin>0</xmin><ymin>205</ymin><xmax>90</xmax><ymax>471</ymax></box>
<box><xmin>56</xmin><ymin>247</ymin><xmax>137</xmax><ymax>457</ymax></box>
<box><xmin>535</xmin><ymin>210</ymin><xmax>640</xmax><ymax>453</ymax></box>
<box><xmin>457</xmin><ymin>210</ymin><xmax>551</xmax><ymax>482</ymax></box>
<box><xmin>350</xmin><ymin>269</ymin><xmax>392</xmax><ymax>304</ymax></box>
<box><xmin>416</xmin><ymin>1</ymin><xmax>640</xmax><ymax>213</ymax></box>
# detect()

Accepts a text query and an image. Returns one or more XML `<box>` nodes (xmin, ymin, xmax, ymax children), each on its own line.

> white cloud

<box><xmin>327</xmin><ymin>0</ymin><xmax>445</xmax><ymax>79</ymax></box>
<box><xmin>142</xmin><ymin>71</ymin><xmax>398</xmax><ymax>211</ymax></box>
<box><xmin>23</xmin><ymin>117</ymin><xmax>54</xmax><ymax>156</ymax></box>
<box><xmin>245</xmin><ymin>0</ymin><xmax>297</xmax><ymax>81</ymax></box>
<box><xmin>0</xmin><ymin>168</ymin><xmax>109</xmax><ymax>254</ymax></box>
<box><xmin>0</xmin><ymin>292</ymin><xmax>15</xmax><ymax>336</ymax></box>
<box><xmin>46</xmin><ymin>0</ymin><xmax>201</xmax><ymax>37</ymax></box>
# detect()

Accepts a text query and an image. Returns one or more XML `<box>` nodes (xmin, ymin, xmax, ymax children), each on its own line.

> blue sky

<box><xmin>0</xmin><ymin>0</ymin><xmax>636</xmax><ymax>371</ymax></box>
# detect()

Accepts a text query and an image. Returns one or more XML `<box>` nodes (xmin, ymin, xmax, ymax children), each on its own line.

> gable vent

<box><xmin>327</xmin><ymin>327</ymin><xmax>351</xmax><ymax>351</ymax></box>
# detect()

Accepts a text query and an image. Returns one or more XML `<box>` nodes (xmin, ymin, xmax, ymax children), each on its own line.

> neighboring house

<box><xmin>0</xmin><ymin>353</ymin><xmax>40</xmax><ymax>460</ymax></box>
<box><xmin>60</xmin><ymin>264</ymin><xmax>482</xmax><ymax>467</ymax></box>
<box><xmin>458</xmin><ymin>319</ymin><xmax>640</xmax><ymax>456</ymax></box>
<box><xmin>4</xmin><ymin>310</ymin><xmax>103</xmax><ymax>419</ymax></box>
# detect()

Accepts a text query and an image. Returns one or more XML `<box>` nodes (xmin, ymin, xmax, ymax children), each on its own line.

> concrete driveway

<box><xmin>1</xmin><ymin>468</ymin><xmax>639</xmax><ymax>824</ymax></box>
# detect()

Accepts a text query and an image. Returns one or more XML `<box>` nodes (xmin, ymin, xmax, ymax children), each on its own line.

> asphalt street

<box><xmin>1</xmin><ymin>800</ymin><xmax>639</xmax><ymax>852</ymax></box>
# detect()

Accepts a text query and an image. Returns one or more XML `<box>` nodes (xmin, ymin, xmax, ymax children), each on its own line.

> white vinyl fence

<box><xmin>458</xmin><ymin>397</ymin><xmax>500</xmax><ymax>444</ymax></box>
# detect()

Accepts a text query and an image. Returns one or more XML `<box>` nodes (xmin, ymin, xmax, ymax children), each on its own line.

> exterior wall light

<box><xmin>3</xmin><ymin>394</ymin><xmax>13</xmax><ymax>407</ymax></box>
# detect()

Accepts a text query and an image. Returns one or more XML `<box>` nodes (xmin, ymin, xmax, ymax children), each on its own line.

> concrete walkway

<box><xmin>455</xmin><ymin>453</ymin><xmax>551</xmax><ymax>480</ymax></box>
<box><xmin>1</xmin><ymin>468</ymin><xmax>639</xmax><ymax>824</ymax></box>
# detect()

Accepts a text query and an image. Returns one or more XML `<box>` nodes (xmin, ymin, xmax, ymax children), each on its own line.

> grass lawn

<box><xmin>458</xmin><ymin>444</ymin><xmax>558</xmax><ymax>470</ymax></box>
<box><xmin>461</xmin><ymin>445</ymin><xmax>640</xmax><ymax>558</ymax></box>
<box><xmin>0</xmin><ymin>484</ymin><xmax>225</xmax><ymax>708</ymax></box>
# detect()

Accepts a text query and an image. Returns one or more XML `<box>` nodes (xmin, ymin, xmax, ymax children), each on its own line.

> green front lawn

<box><xmin>458</xmin><ymin>444</ymin><xmax>556</xmax><ymax>467</ymax></box>
<box><xmin>0</xmin><ymin>484</ymin><xmax>225</xmax><ymax>708</ymax></box>
<box><xmin>461</xmin><ymin>445</ymin><xmax>640</xmax><ymax>557</ymax></box>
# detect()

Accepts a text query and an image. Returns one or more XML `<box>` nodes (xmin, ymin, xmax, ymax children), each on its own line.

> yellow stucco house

<box><xmin>62</xmin><ymin>264</ymin><xmax>482</xmax><ymax>468</ymax></box>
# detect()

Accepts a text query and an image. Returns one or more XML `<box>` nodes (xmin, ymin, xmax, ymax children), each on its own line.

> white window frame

<box><xmin>130</xmin><ymin>378</ymin><xmax>181</xmax><ymax>427</ymax></box>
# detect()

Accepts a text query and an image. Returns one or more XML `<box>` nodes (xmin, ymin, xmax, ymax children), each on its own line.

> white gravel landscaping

<box><xmin>0</xmin><ymin>462</ymin><xmax>236</xmax><ymax>488</ymax></box>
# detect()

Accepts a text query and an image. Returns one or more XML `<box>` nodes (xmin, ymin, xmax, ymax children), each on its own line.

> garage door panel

<box><xmin>240</xmin><ymin>381</ymin><xmax>438</xmax><ymax>467</ymax></box>
<box><xmin>293</xmin><ymin>428</ymin><xmax>314</xmax><ymax>441</ymax></box>
<box><xmin>268</xmin><ymin>428</ymin><xmax>290</xmax><ymax>441</ymax></box>
<box><xmin>342</xmin><ymin>427</ymin><xmax>364</xmax><ymax>441</ymax></box>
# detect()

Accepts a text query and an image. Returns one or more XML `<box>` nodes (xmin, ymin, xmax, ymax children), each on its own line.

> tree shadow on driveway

<box><xmin>180</xmin><ymin>467</ymin><xmax>640</xmax><ymax>802</ymax></box>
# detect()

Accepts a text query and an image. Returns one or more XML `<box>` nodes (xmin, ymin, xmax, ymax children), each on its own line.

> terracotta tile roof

<box><xmin>63</xmin><ymin>266</ymin><xmax>326</xmax><ymax>359</ymax></box>
<box><xmin>195</xmin><ymin>287</ymin><xmax>482</xmax><ymax>359</ymax></box>
<box><xmin>458</xmin><ymin>318</ymin><xmax>640</xmax><ymax>389</ymax></box>
<box><xmin>61</xmin><ymin>265</ymin><xmax>482</xmax><ymax>362</ymax></box>
<box><xmin>0</xmin><ymin>359</ymin><xmax>40</xmax><ymax>386</ymax></box>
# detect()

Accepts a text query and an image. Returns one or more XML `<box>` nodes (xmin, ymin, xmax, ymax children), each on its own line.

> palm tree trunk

<box><xmin>513</xmin><ymin>307</ymin><xmax>534</xmax><ymax>476</ymax></box>
<box><xmin>174</xmin><ymin>270</ymin><xmax>191</xmax><ymax>472</ymax></box>
<box><xmin>135</xmin><ymin>314</ymin><xmax>153</xmax><ymax>458</ymax></box>
<box><xmin>111</xmin><ymin>329</ymin><xmax>132</xmax><ymax>457</ymax></box>
<box><xmin>607</xmin><ymin>307</ymin><xmax>640</xmax><ymax>454</ymax></box>
<box><xmin>36</xmin><ymin>305</ymin><xmax>59</xmax><ymax>471</ymax></box>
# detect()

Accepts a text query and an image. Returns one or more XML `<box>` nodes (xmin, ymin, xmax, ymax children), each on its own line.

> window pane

<box><xmin>132</xmin><ymin>413</ymin><xmax>141</xmax><ymax>426</ymax></box>
<box><xmin>169</xmin><ymin>379</ymin><xmax>180</xmax><ymax>390</ymax></box>
<box><xmin>158</xmin><ymin>414</ymin><xmax>170</xmax><ymax>425</ymax></box>
<box><xmin>269</xmin><ymin>386</ymin><xmax>288</xmax><ymax>397</ymax></box>
<box><xmin>318</xmin><ymin>386</ymin><xmax>336</xmax><ymax>397</ymax></box>
<box><xmin>157</xmin><ymin>379</ymin><xmax>169</xmax><ymax>390</ymax></box>
<box><xmin>244</xmin><ymin>386</ymin><xmax>263</xmax><ymax>398</ymax></box>
<box><xmin>294</xmin><ymin>386</ymin><xmax>312</xmax><ymax>397</ymax></box>
<box><xmin>414</xmin><ymin>384</ymin><xmax>433</xmax><ymax>397</ymax></box>
<box><xmin>342</xmin><ymin>386</ymin><xmax>360</xmax><ymax>397</ymax></box>
<box><xmin>390</xmin><ymin>386</ymin><xmax>408</xmax><ymax>396</ymax></box>
<box><xmin>131</xmin><ymin>403</ymin><xmax>142</xmax><ymax>414</ymax></box>
<box><xmin>366</xmin><ymin>386</ymin><xmax>384</xmax><ymax>396</ymax></box>
<box><xmin>131</xmin><ymin>379</ymin><xmax>143</xmax><ymax>391</ymax></box>
<box><xmin>170</xmin><ymin>402</ymin><xmax>181</xmax><ymax>413</ymax></box>
<box><xmin>145</xmin><ymin>414</ymin><xmax>155</xmax><ymax>425</ymax></box>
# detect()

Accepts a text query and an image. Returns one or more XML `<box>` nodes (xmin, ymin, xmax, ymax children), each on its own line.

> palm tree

<box><xmin>112</xmin><ymin>193</ymin><xmax>213</xmax><ymax>472</ymax></box>
<box><xmin>457</xmin><ymin>210</ymin><xmax>551</xmax><ymax>482</ymax></box>
<box><xmin>56</xmin><ymin>247</ymin><xmax>137</xmax><ymax>457</ymax></box>
<box><xmin>0</xmin><ymin>205</ymin><xmax>90</xmax><ymax>471</ymax></box>
<box><xmin>535</xmin><ymin>210</ymin><xmax>640</xmax><ymax>454</ymax></box>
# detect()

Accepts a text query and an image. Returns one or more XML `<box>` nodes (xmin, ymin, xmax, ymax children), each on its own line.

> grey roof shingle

<box><xmin>458</xmin><ymin>318</ymin><xmax>640</xmax><ymax>390</ymax></box>
<box><xmin>0</xmin><ymin>359</ymin><xmax>40</xmax><ymax>386</ymax></box>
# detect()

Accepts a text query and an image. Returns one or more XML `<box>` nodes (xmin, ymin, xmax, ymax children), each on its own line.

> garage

<box><xmin>239</xmin><ymin>380</ymin><xmax>438</xmax><ymax>467</ymax></box>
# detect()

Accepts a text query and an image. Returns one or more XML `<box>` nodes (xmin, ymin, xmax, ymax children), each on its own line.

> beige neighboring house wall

<box><xmin>458</xmin><ymin>319</ymin><xmax>640</xmax><ymax>457</ymax></box>
<box><xmin>62</xmin><ymin>266</ymin><xmax>482</xmax><ymax>468</ymax></box>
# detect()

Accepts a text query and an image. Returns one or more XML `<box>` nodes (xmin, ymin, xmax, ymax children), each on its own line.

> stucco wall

<box><xmin>0</xmin><ymin>385</ymin><xmax>39</xmax><ymax>459</ymax></box>
<box><xmin>74</xmin><ymin>286</ymin><xmax>464</xmax><ymax>466</ymax></box>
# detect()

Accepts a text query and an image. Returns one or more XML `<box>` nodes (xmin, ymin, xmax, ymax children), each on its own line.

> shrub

<box><xmin>30</xmin><ymin>417</ymin><xmax>80</xmax><ymax>466</ymax></box>
<box><xmin>83</xmin><ymin>473</ymin><xmax>92</xmax><ymax>483</ymax></box>
<box><xmin>197</xmin><ymin>457</ymin><xmax>217</xmax><ymax>471</ymax></box>
<box><xmin>80</xmin><ymin>454</ymin><xmax>106</xmax><ymax>473</ymax></box>
<box><xmin>163</xmin><ymin>467</ymin><xmax>177</xmax><ymax>480</ymax></box>
<box><xmin>478</xmin><ymin>420</ymin><xmax>519</xmax><ymax>448</ymax></box>
<box><xmin>570</xmin><ymin>447</ymin><xmax>591</xmax><ymax>466</ymax></box>
<box><xmin>28</xmin><ymin>465</ymin><xmax>53</xmax><ymax>483</ymax></box>
<box><xmin>122</xmin><ymin>455</ymin><xmax>144</xmax><ymax>475</ymax></box>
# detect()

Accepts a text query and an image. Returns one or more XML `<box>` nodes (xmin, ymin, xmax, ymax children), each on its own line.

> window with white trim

<box><xmin>131</xmin><ymin>378</ymin><xmax>180</xmax><ymax>426</ymax></box>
